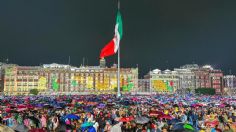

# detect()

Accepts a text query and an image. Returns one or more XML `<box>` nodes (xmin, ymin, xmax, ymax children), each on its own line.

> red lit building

<box><xmin>192</xmin><ymin>65</ymin><xmax>223</xmax><ymax>94</ymax></box>
<box><xmin>210</xmin><ymin>70</ymin><xmax>223</xmax><ymax>94</ymax></box>
<box><xmin>193</xmin><ymin>69</ymin><xmax>211</xmax><ymax>88</ymax></box>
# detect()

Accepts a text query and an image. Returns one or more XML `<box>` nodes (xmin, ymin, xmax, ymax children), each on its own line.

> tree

<box><xmin>186</xmin><ymin>88</ymin><xmax>191</xmax><ymax>94</ymax></box>
<box><xmin>29</xmin><ymin>89</ymin><xmax>39</xmax><ymax>95</ymax></box>
<box><xmin>195</xmin><ymin>88</ymin><xmax>215</xmax><ymax>95</ymax></box>
<box><xmin>114</xmin><ymin>87</ymin><xmax>118</xmax><ymax>92</ymax></box>
<box><xmin>114</xmin><ymin>87</ymin><xmax>124</xmax><ymax>92</ymax></box>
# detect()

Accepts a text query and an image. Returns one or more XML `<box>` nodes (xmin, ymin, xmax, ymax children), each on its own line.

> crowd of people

<box><xmin>0</xmin><ymin>94</ymin><xmax>236</xmax><ymax>132</ymax></box>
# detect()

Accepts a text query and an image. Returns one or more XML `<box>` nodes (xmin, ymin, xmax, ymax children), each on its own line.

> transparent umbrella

<box><xmin>135</xmin><ymin>116</ymin><xmax>150</xmax><ymax>124</ymax></box>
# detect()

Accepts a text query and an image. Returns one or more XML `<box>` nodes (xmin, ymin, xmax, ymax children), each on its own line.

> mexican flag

<box><xmin>100</xmin><ymin>11</ymin><xmax>123</xmax><ymax>58</ymax></box>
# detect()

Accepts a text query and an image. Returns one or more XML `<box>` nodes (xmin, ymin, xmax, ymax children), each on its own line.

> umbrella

<box><xmin>42</xmin><ymin>104</ymin><xmax>52</xmax><ymax>108</ymax></box>
<box><xmin>17</xmin><ymin>108</ymin><xmax>28</xmax><ymax>112</ymax></box>
<box><xmin>149</xmin><ymin>111</ymin><xmax>163</xmax><ymax>116</ymax></box>
<box><xmin>35</xmin><ymin>104</ymin><xmax>44</xmax><ymax>108</ymax></box>
<box><xmin>219</xmin><ymin>104</ymin><xmax>225</xmax><ymax>108</ymax></box>
<box><xmin>29</xmin><ymin>128</ymin><xmax>46</xmax><ymax>132</ymax></box>
<box><xmin>55</xmin><ymin>106</ymin><xmax>63</xmax><ymax>109</ymax></box>
<box><xmin>27</xmin><ymin>105</ymin><xmax>34</xmax><ymax>109</ymax></box>
<box><xmin>107</xmin><ymin>103</ymin><xmax>114</xmax><ymax>107</ymax></box>
<box><xmin>171</xmin><ymin>123</ymin><xmax>196</xmax><ymax>132</ymax></box>
<box><xmin>158</xmin><ymin>114</ymin><xmax>173</xmax><ymax>120</ymax></box>
<box><xmin>191</xmin><ymin>103</ymin><xmax>203</xmax><ymax>108</ymax></box>
<box><xmin>81</xmin><ymin>126</ymin><xmax>96</xmax><ymax>132</ymax></box>
<box><xmin>5</xmin><ymin>108</ymin><xmax>12</xmax><ymax>113</ymax></box>
<box><xmin>17</xmin><ymin>104</ymin><xmax>27</xmax><ymax>109</ymax></box>
<box><xmin>97</xmin><ymin>103</ymin><xmax>106</xmax><ymax>109</ymax></box>
<box><xmin>84</xmin><ymin>107</ymin><xmax>93</xmax><ymax>112</ymax></box>
<box><xmin>13</xmin><ymin>124</ymin><xmax>29</xmax><ymax>132</ymax></box>
<box><xmin>87</xmin><ymin>102</ymin><xmax>97</xmax><ymax>106</ymax></box>
<box><xmin>65</xmin><ymin>114</ymin><xmax>80</xmax><ymax>120</ymax></box>
<box><xmin>135</xmin><ymin>116</ymin><xmax>150</xmax><ymax>124</ymax></box>
<box><xmin>205</xmin><ymin>120</ymin><xmax>219</xmax><ymax>127</ymax></box>
<box><xmin>119</xmin><ymin>116</ymin><xmax>134</xmax><ymax>122</ymax></box>
<box><xmin>168</xmin><ymin>119</ymin><xmax>181</xmax><ymax>125</ymax></box>
<box><xmin>66</xmin><ymin>103</ymin><xmax>74</xmax><ymax>107</ymax></box>
<box><xmin>81</xmin><ymin>122</ymin><xmax>94</xmax><ymax>128</ymax></box>
<box><xmin>173</xmin><ymin>104</ymin><xmax>179</xmax><ymax>107</ymax></box>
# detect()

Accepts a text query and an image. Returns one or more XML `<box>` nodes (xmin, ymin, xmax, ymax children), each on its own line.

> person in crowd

<box><xmin>1</xmin><ymin>94</ymin><xmax>236</xmax><ymax>132</ymax></box>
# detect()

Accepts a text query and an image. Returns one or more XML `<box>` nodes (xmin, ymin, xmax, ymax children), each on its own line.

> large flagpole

<box><xmin>117</xmin><ymin>0</ymin><xmax>121</xmax><ymax>97</ymax></box>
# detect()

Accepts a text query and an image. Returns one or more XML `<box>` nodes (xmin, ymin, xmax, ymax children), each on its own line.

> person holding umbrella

<box><xmin>111</xmin><ymin>121</ymin><xmax>122</xmax><ymax>132</ymax></box>
<box><xmin>104</xmin><ymin>120</ymin><xmax>112</xmax><ymax>132</ymax></box>
<box><xmin>40</xmin><ymin>114</ymin><xmax>47</xmax><ymax>130</ymax></box>
<box><xmin>223</xmin><ymin>124</ymin><xmax>234</xmax><ymax>132</ymax></box>
<box><xmin>180</xmin><ymin>112</ymin><xmax>188</xmax><ymax>123</ymax></box>
<box><xmin>52</xmin><ymin>115</ymin><xmax>59</xmax><ymax>131</ymax></box>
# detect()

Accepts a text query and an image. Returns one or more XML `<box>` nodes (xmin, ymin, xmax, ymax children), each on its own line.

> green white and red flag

<box><xmin>100</xmin><ymin>11</ymin><xmax>123</xmax><ymax>58</ymax></box>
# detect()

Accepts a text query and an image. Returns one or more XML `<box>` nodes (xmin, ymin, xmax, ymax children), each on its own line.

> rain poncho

<box><xmin>7</xmin><ymin>118</ymin><xmax>14</xmax><ymax>127</ymax></box>
<box><xmin>111</xmin><ymin>122</ymin><xmax>122</xmax><ymax>132</ymax></box>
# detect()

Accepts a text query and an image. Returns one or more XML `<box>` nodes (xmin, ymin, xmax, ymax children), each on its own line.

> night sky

<box><xmin>0</xmin><ymin>0</ymin><xmax>236</xmax><ymax>77</ymax></box>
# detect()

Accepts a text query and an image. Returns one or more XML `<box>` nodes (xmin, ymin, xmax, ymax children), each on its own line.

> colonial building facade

<box><xmin>182</xmin><ymin>64</ymin><xmax>224</xmax><ymax>94</ymax></box>
<box><xmin>173</xmin><ymin>68</ymin><xmax>196</xmax><ymax>94</ymax></box>
<box><xmin>223</xmin><ymin>75</ymin><xmax>236</xmax><ymax>95</ymax></box>
<box><xmin>2</xmin><ymin>63</ymin><xmax>138</xmax><ymax>95</ymax></box>
<box><xmin>149</xmin><ymin>69</ymin><xmax>179</xmax><ymax>93</ymax></box>
<box><xmin>138</xmin><ymin>79</ymin><xmax>150</xmax><ymax>92</ymax></box>
<box><xmin>145</xmin><ymin>64</ymin><xmax>224</xmax><ymax>94</ymax></box>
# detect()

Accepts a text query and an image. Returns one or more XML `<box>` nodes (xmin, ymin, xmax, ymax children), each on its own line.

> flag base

<box><xmin>117</xmin><ymin>94</ymin><xmax>121</xmax><ymax>98</ymax></box>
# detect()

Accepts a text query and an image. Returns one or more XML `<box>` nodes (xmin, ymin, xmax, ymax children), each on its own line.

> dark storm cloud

<box><xmin>0</xmin><ymin>0</ymin><xmax>236</xmax><ymax>76</ymax></box>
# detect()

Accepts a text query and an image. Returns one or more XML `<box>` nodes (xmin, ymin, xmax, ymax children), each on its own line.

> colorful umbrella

<box><xmin>158</xmin><ymin>114</ymin><xmax>173</xmax><ymax>120</ymax></box>
<box><xmin>171</xmin><ymin>123</ymin><xmax>196</xmax><ymax>132</ymax></box>
<box><xmin>149</xmin><ymin>111</ymin><xmax>163</xmax><ymax>116</ymax></box>
<box><xmin>119</xmin><ymin>116</ymin><xmax>134</xmax><ymax>122</ymax></box>
<box><xmin>81</xmin><ymin>122</ymin><xmax>94</xmax><ymax>128</ymax></box>
<box><xmin>65</xmin><ymin>114</ymin><xmax>80</xmax><ymax>120</ymax></box>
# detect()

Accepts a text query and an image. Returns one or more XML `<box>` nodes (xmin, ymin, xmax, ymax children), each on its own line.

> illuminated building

<box><xmin>99</xmin><ymin>58</ymin><xmax>106</xmax><ymax>68</ymax></box>
<box><xmin>138</xmin><ymin>79</ymin><xmax>150</xmax><ymax>92</ymax></box>
<box><xmin>103</xmin><ymin>66</ymin><xmax>138</xmax><ymax>93</ymax></box>
<box><xmin>209</xmin><ymin>69</ymin><xmax>223</xmax><ymax>94</ymax></box>
<box><xmin>3</xmin><ymin>65</ymin><xmax>43</xmax><ymax>95</ymax></box>
<box><xmin>180</xmin><ymin>64</ymin><xmax>199</xmax><ymax>70</ymax></box>
<box><xmin>145</xmin><ymin>64</ymin><xmax>224</xmax><ymax>94</ymax></box>
<box><xmin>182</xmin><ymin>64</ymin><xmax>224</xmax><ymax>94</ymax></box>
<box><xmin>174</xmin><ymin>68</ymin><xmax>196</xmax><ymax>94</ymax></box>
<box><xmin>2</xmin><ymin>62</ymin><xmax>138</xmax><ymax>95</ymax></box>
<box><xmin>224</xmin><ymin>75</ymin><xmax>236</xmax><ymax>88</ymax></box>
<box><xmin>192</xmin><ymin>68</ymin><xmax>211</xmax><ymax>89</ymax></box>
<box><xmin>223</xmin><ymin>75</ymin><xmax>236</xmax><ymax>95</ymax></box>
<box><xmin>149</xmin><ymin>69</ymin><xmax>179</xmax><ymax>93</ymax></box>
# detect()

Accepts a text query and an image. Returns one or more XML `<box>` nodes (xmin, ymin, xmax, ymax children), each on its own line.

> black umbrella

<box><xmin>173</xmin><ymin>104</ymin><xmax>179</xmax><ymax>107</ymax></box>
<box><xmin>168</xmin><ymin>119</ymin><xmax>181</xmax><ymax>125</ymax></box>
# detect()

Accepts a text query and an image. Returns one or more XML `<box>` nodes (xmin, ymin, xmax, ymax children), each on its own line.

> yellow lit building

<box><xmin>2</xmin><ymin>61</ymin><xmax>138</xmax><ymax>95</ymax></box>
<box><xmin>149</xmin><ymin>69</ymin><xmax>179</xmax><ymax>93</ymax></box>
<box><xmin>3</xmin><ymin>65</ymin><xmax>44</xmax><ymax>95</ymax></box>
